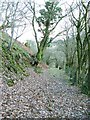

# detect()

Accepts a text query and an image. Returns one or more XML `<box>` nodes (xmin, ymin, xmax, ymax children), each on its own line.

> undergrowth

<box><xmin>1</xmin><ymin>34</ymin><xmax>31</xmax><ymax>86</ymax></box>
<box><xmin>34</xmin><ymin>66</ymin><xmax>42</xmax><ymax>74</ymax></box>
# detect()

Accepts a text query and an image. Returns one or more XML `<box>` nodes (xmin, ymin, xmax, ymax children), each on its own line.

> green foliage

<box><xmin>34</xmin><ymin>66</ymin><xmax>42</xmax><ymax>74</ymax></box>
<box><xmin>43</xmin><ymin>41</ymin><xmax>65</xmax><ymax>68</ymax></box>
<box><xmin>7</xmin><ymin>79</ymin><xmax>14</xmax><ymax>87</ymax></box>
<box><xmin>38</xmin><ymin>1</ymin><xmax>62</xmax><ymax>26</ymax></box>
<box><xmin>1</xmin><ymin>33</ymin><xmax>31</xmax><ymax>86</ymax></box>
<box><xmin>34</xmin><ymin>0</ymin><xmax>63</xmax><ymax>61</ymax></box>
<box><xmin>79</xmin><ymin>74</ymin><xmax>90</xmax><ymax>96</ymax></box>
<box><xmin>64</xmin><ymin>35</ymin><xmax>89</xmax><ymax>95</ymax></box>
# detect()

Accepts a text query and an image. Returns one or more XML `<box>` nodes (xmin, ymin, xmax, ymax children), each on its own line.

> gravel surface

<box><xmin>0</xmin><ymin>68</ymin><xmax>90</xmax><ymax>119</ymax></box>
<box><xmin>0</xmin><ymin>73</ymin><xmax>3</xmax><ymax>119</ymax></box>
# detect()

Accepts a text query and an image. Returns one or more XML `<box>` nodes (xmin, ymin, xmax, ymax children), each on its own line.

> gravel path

<box><xmin>0</xmin><ymin>73</ymin><xmax>3</xmax><ymax>119</ymax></box>
<box><xmin>0</xmin><ymin>68</ymin><xmax>90</xmax><ymax>119</ymax></box>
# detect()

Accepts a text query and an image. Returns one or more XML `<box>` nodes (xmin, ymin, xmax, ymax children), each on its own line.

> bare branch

<box><xmin>48</xmin><ymin>30</ymin><xmax>66</xmax><ymax>45</ymax></box>
<box><xmin>30</xmin><ymin>2</ymin><xmax>39</xmax><ymax>49</ymax></box>
<box><xmin>50</xmin><ymin>15</ymin><xmax>67</xmax><ymax>32</ymax></box>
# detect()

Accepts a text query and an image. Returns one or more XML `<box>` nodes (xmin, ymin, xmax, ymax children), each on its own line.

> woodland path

<box><xmin>0</xmin><ymin>73</ymin><xmax>3</xmax><ymax>119</ymax></box>
<box><xmin>0</xmin><ymin>68</ymin><xmax>90</xmax><ymax>119</ymax></box>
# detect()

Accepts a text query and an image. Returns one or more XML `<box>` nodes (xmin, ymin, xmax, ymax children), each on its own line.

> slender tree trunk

<box><xmin>76</xmin><ymin>31</ymin><xmax>81</xmax><ymax>84</ymax></box>
<box><xmin>87</xmin><ymin>29</ymin><xmax>90</xmax><ymax>93</ymax></box>
<box><xmin>87</xmin><ymin>2</ymin><xmax>90</xmax><ymax>93</ymax></box>
<box><xmin>8</xmin><ymin>24</ymin><xmax>14</xmax><ymax>50</ymax></box>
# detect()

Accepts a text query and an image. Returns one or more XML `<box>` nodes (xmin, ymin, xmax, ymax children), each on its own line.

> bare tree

<box><xmin>67</xmin><ymin>0</ymin><xmax>90</xmax><ymax>94</ymax></box>
<box><xmin>0</xmin><ymin>2</ymin><xmax>11</xmax><ymax>30</ymax></box>
<box><xmin>0</xmin><ymin>2</ymin><xmax>26</xmax><ymax>49</ymax></box>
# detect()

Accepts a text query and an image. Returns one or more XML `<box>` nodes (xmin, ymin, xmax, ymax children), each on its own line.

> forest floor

<box><xmin>0</xmin><ymin>67</ymin><xmax>90</xmax><ymax>119</ymax></box>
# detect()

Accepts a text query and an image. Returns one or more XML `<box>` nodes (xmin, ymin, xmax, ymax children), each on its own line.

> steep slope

<box><xmin>1</xmin><ymin>31</ymin><xmax>31</xmax><ymax>86</ymax></box>
<box><xmin>0</xmin><ymin>31</ymin><xmax>48</xmax><ymax>86</ymax></box>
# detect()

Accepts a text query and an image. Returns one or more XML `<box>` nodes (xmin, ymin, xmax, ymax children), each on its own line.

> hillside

<box><xmin>1</xmin><ymin>31</ymin><xmax>48</xmax><ymax>86</ymax></box>
<box><xmin>1</xmin><ymin>31</ymin><xmax>32</xmax><ymax>86</ymax></box>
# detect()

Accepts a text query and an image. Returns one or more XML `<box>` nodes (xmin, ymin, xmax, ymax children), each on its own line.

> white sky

<box><xmin>17</xmin><ymin>0</ymin><xmax>76</xmax><ymax>43</ymax></box>
<box><xmin>1</xmin><ymin>0</ymin><xmax>89</xmax><ymax>43</ymax></box>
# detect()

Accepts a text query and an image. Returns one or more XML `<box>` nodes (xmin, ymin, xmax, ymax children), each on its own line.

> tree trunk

<box><xmin>87</xmin><ymin>3</ymin><xmax>90</xmax><ymax>93</ymax></box>
<box><xmin>87</xmin><ymin>32</ymin><xmax>90</xmax><ymax>93</ymax></box>
<box><xmin>36</xmin><ymin>47</ymin><xmax>44</xmax><ymax>61</ymax></box>
<box><xmin>76</xmin><ymin>26</ymin><xmax>82</xmax><ymax>85</ymax></box>
<box><xmin>36</xmin><ymin>24</ymin><xmax>50</xmax><ymax>61</ymax></box>
<box><xmin>87</xmin><ymin>26</ymin><xmax>90</xmax><ymax>95</ymax></box>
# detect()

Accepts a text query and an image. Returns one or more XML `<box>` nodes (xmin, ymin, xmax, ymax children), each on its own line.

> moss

<box><xmin>1</xmin><ymin>33</ymin><xmax>31</xmax><ymax>85</ymax></box>
<box><xmin>23</xmin><ymin>72</ymin><xmax>30</xmax><ymax>76</ymax></box>
<box><xmin>7</xmin><ymin>79</ymin><xmax>14</xmax><ymax>87</ymax></box>
<box><xmin>34</xmin><ymin>66</ymin><xmax>42</xmax><ymax>73</ymax></box>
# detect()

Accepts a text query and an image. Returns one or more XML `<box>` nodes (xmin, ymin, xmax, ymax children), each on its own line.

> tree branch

<box><xmin>50</xmin><ymin>15</ymin><xmax>67</xmax><ymax>32</ymax></box>
<box><xmin>31</xmin><ymin>2</ymin><xmax>39</xmax><ymax>49</ymax></box>
<box><xmin>47</xmin><ymin>30</ymin><xmax>66</xmax><ymax>45</ymax></box>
